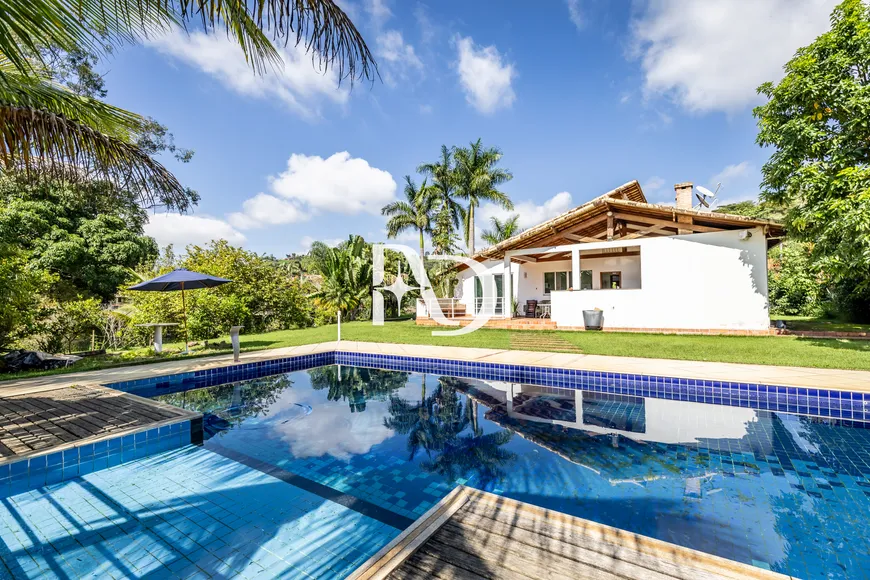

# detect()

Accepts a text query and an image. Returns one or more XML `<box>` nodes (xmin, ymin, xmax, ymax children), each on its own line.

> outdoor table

<box><xmin>135</xmin><ymin>323</ymin><xmax>180</xmax><ymax>353</ymax></box>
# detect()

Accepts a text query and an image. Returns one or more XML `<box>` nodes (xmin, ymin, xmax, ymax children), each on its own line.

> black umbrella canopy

<box><xmin>128</xmin><ymin>268</ymin><xmax>232</xmax><ymax>292</ymax></box>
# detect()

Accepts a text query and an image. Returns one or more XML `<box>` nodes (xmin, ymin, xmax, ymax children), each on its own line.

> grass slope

<box><xmin>3</xmin><ymin>320</ymin><xmax>870</xmax><ymax>382</ymax></box>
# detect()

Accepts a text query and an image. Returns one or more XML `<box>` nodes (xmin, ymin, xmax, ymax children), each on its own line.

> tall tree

<box><xmin>0</xmin><ymin>0</ymin><xmax>375</xmax><ymax>209</ymax></box>
<box><xmin>453</xmin><ymin>139</ymin><xmax>513</xmax><ymax>256</ymax></box>
<box><xmin>382</xmin><ymin>176</ymin><xmax>435</xmax><ymax>257</ymax></box>
<box><xmin>0</xmin><ymin>174</ymin><xmax>159</xmax><ymax>300</ymax></box>
<box><xmin>308</xmin><ymin>235</ymin><xmax>373</xmax><ymax>320</ymax></box>
<box><xmin>418</xmin><ymin>146</ymin><xmax>464</xmax><ymax>254</ymax></box>
<box><xmin>754</xmin><ymin>0</ymin><xmax>870</xmax><ymax>286</ymax></box>
<box><xmin>481</xmin><ymin>214</ymin><xmax>522</xmax><ymax>246</ymax></box>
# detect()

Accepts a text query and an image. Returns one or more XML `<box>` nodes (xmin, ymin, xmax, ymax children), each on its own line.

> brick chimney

<box><xmin>674</xmin><ymin>182</ymin><xmax>694</xmax><ymax>210</ymax></box>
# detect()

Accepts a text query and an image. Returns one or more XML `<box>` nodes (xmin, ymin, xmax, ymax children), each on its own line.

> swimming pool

<box><xmin>151</xmin><ymin>363</ymin><xmax>870</xmax><ymax>580</ymax></box>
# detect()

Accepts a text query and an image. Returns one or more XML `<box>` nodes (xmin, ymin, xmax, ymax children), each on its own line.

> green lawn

<box><xmin>3</xmin><ymin>319</ymin><xmax>870</xmax><ymax>382</ymax></box>
<box><xmin>774</xmin><ymin>315</ymin><xmax>870</xmax><ymax>333</ymax></box>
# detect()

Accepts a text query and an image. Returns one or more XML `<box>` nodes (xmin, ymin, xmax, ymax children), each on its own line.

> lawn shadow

<box><xmin>796</xmin><ymin>336</ymin><xmax>870</xmax><ymax>353</ymax></box>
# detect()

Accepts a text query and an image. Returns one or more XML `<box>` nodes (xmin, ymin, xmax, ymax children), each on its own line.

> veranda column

<box><xmin>571</xmin><ymin>247</ymin><xmax>580</xmax><ymax>290</ymax></box>
<box><xmin>503</xmin><ymin>254</ymin><xmax>513</xmax><ymax>318</ymax></box>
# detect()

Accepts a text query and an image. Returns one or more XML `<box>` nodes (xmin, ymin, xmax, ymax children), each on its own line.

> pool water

<box><xmin>156</xmin><ymin>365</ymin><xmax>870</xmax><ymax>580</ymax></box>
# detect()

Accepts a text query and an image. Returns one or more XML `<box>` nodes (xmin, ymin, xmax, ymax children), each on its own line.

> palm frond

<box><xmin>0</xmin><ymin>104</ymin><xmax>189</xmax><ymax>209</ymax></box>
<box><xmin>0</xmin><ymin>0</ymin><xmax>173</xmax><ymax>76</ymax></box>
<box><xmin>0</xmin><ymin>69</ymin><xmax>191</xmax><ymax>209</ymax></box>
<box><xmin>2</xmin><ymin>0</ymin><xmax>376</xmax><ymax>81</ymax></box>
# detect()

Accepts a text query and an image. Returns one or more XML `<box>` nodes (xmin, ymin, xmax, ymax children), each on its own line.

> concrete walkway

<box><xmin>2</xmin><ymin>341</ymin><xmax>869</xmax><ymax>396</ymax></box>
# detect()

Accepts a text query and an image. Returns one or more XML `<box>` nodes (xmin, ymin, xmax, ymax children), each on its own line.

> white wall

<box><xmin>550</xmin><ymin>227</ymin><xmax>770</xmax><ymax>330</ymax></box>
<box><xmin>455</xmin><ymin>259</ymin><xmax>520</xmax><ymax>312</ymax></box>
<box><xmin>456</xmin><ymin>255</ymin><xmax>641</xmax><ymax>310</ymax></box>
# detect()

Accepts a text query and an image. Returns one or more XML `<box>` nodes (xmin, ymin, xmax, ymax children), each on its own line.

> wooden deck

<box><xmin>0</xmin><ymin>384</ymin><xmax>198</xmax><ymax>463</ymax></box>
<box><xmin>350</xmin><ymin>486</ymin><xmax>793</xmax><ymax>580</ymax></box>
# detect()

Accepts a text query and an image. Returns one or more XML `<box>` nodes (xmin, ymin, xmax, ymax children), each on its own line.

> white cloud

<box><xmin>376</xmin><ymin>30</ymin><xmax>423</xmax><ymax>85</ymax></box>
<box><xmin>711</xmin><ymin>161</ymin><xmax>753</xmax><ymax>184</ymax></box>
<box><xmin>415</xmin><ymin>4</ymin><xmax>436</xmax><ymax>44</ymax></box>
<box><xmin>147</xmin><ymin>28</ymin><xmax>347</xmax><ymax>119</ymax></box>
<box><xmin>377</xmin><ymin>30</ymin><xmax>422</xmax><ymax>68</ymax></box>
<box><xmin>365</xmin><ymin>0</ymin><xmax>393</xmax><ymax>27</ymax></box>
<box><xmin>269</xmin><ymin>151</ymin><xmax>397</xmax><ymax>215</ymax></box>
<box><xmin>475</xmin><ymin>192</ymin><xmax>573</xmax><ymax>250</ymax></box>
<box><xmin>643</xmin><ymin>176</ymin><xmax>666</xmax><ymax>194</ymax></box>
<box><xmin>455</xmin><ymin>36</ymin><xmax>516</xmax><ymax>114</ymax></box>
<box><xmin>145</xmin><ymin>213</ymin><xmax>246</xmax><ymax>249</ymax></box>
<box><xmin>566</xmin><ymin>0</ymin><xmax>584</xmax><ymax>30</ymax></box>
<box><xmin>227</xmin><ymin>193</ymin><xmax>309</xmax><ymax>230</ymax></box>
<box><xmin>299</xmin><ymin>235</ymin><xmax>344</xmax><ymax>252</ymax></box>
<box><xmin>479</xmin><ymin>191</ymin><xmax>573</xmax><ymax>232</ymax></box>
<box><xmin>225</xmin><ymin>152</ymin><xmax>396</xmax><ymax>230</ymax></box>
<box><xmin>272</xmin><ymin>390</ymin><xmax>394</xmax><ymax>460</ymax></box>
<box><xmin>631</xmin><ymin>0</ymin><xmax>838</xmax><ymax>112</ymax></box>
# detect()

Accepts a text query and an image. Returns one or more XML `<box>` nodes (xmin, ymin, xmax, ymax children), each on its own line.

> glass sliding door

<box><xmin>474</xmin><ymin>275</ymin><xmax>504</xmax><ymax>315</ymax></box>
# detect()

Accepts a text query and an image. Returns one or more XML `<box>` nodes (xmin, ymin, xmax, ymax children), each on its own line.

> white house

<box><xmin>418</xmin><ymin>180</ymin><xmax>783</xmax><ymax>334</ymax></box>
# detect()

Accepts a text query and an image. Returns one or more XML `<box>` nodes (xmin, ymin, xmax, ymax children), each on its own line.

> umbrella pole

<box><xmin>182</xmin><ymin>284</ymin><xmax>189</xmax><ymax>354</ymax></box>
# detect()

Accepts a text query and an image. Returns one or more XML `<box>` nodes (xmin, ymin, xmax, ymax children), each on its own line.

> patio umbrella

<box><xmin>128</xmin><ymin>268</ymin><xmax>232</xmax><ymax>353</ymax></box>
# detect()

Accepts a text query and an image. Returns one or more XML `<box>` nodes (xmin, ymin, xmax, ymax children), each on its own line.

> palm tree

<box><xmin>1</xmin><ymin>1</ymin><xmax>375</xmax><ymax>209</ymax></box>
<box><xmin>382</xmin><ymin>176</ymin><xmax>435</xmax><ymax>257</ymax></box>
<box><xmin>308</xmin><ymin>235</ymin><xmax>372</xmax><ymax>320</ymax></box>
<box><xmin>481</xmin><ymin>214</ymin><xmax>523</xmax><ymax>246</ymax></box>
<box><xmin>453</xmin><ymin>139</ymin><xmax>513</xmax><ymax>256</ymax></box>
<box><xmin>418</xmin><ymin>145</ymin><xmax>464</xmax><ymax>255</ymax></box>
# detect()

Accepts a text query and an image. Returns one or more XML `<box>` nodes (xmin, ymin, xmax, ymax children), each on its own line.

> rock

<box><xmin>0</xmin><ymin>350</ymin><xmax>83</xmax><ymax>373</ymax></box>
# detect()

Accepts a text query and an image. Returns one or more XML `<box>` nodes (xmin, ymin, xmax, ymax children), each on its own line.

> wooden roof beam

<box><xmin>537</xmin><ymin>214</ymin><xmax>610</xmax><ymax>246</ymax></box>
<box><xmin>621</xmin><ymin>224</ymin><xmax>670</xmax><ymax>240</ymax></box>
<box><xmin>512</xmin><ymin>255</ymin><xmax>537</xmax><ymax>263</ymax></box>
<box><xmin>611</xmin><ymin>212</ymin><xmax>721</xmax><ymax>233</ymax></box>
<box><xmin>561</xmin><ymin>233</ymin><xmax>603</xmax><ymax>243</ymax></box>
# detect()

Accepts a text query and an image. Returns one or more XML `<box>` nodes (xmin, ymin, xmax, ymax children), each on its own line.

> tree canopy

<box><xmin>0</xmin><ymin>174</ymin><xmax>158</xmax><ymax>301</ymax></box>
<box><xmin>754</xmin><ymin>0</ymin><xmax>870</xmax><ymax>285</ymax></box>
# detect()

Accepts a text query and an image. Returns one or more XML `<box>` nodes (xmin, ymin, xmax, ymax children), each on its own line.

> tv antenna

<box><xmin>694</xmin><ymin>183</ymin><xmax>720</xmax><ymax>211</ymax></box>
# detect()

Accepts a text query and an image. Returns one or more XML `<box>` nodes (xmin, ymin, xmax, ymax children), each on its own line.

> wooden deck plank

<box><xmin>455</xmin><ymin>500</ymin><xmax>735</xmax><ymax>580</ymax></box>
<box><xmin>350</xmin><ymin>486</ymin><xmax>794</xmax><ymax>580</ymax></box>
<box><xmin>0</xmin><ymin>384</ymin><xmax>198</xmax><ymax>463</ymax></box>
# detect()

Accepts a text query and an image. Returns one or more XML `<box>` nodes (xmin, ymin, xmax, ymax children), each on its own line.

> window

<box><xmin>600</xmin><ymin>271</ymin><xmax>622</xmax><ymax>289</ymax></box>
<box><xmin>544</xmin><ymin>270</ymin><xmax>592</xmax><ymax>293</ymax></box>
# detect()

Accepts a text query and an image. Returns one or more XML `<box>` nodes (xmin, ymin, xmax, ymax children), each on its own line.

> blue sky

<box><xmin>100</xmin><ymin>0</ymin><xmax>839</xmax><ymax>256</ymax></box>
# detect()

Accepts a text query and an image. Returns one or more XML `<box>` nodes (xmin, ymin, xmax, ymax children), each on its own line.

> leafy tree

<box><xmin>481</xmin><ymin>214</ymin><xmax>522</xmax><ymax>246</ymax></box>
<box><xmin>0</xmin><ymin>244</ymin><xmax>52</xmax><ymax>349</ymax></box>
<box><xmin>309</xmin><ymin>366</ymin><xmax>409</xmax><ymax>412</ymax></box>
<box><xmin>453</xmin><ymin>139</ymin><xmax>513</xmax><ymax>256</ymax></box>
<box><xmin>0</xmin><ymin>174</ymin><xmax>159</xmax><ymax>301</ymax></box>
<box><xmin>768</xmin><ymin>242</ymin><xmax>824</xmax><ymax>316</ymax></box>
<box><xmin>382</xmin><ymin>176</ymin><xmax>435</xmax><ymax>257</ymax></box>
<box><xmin>308</xmin><ymin>235</ymin><xmax>373</xmax><ymax>320</ymax></box>
<box><xmin>126</xmin><ymin>240</ymin><xmax>311</xmax><ymax>342</ymax></box>
<box><xmin>716</xmin><ymin>200</ymin><xmax>786</xmax><ymax>221</ymax></box>
<box><xmin>0</xmin><ymin>0</ymin><xmax>374</xmax><ymax>207</ymax></box>
<box><xmin>754</xmin><ymin>0</ymin><xmax>870</xmax><ymax>287</ymax></box>
<box><xmin>29</xmin><ymin>297</ymin><xmax>103</xmax><ymax>353</ymax></box>
<box><xmin>158</xmin><ymin>375</ymin><xmax>291</xmax><ymax>436</ymax></box>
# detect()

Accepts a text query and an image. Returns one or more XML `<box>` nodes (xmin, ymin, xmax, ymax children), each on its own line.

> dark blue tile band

<box><xmin>102</xmin><ymin>349</ymin><xmax>869</xmax><ymax>426</ymax></box>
